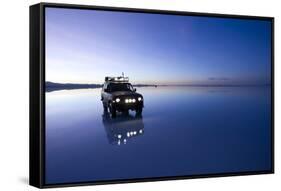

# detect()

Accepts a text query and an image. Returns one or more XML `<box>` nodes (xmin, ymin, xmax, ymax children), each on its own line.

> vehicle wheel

<box><xmin>111</xmin><ymin>109</ymin><xmax>116</xmax><ymax>118</ymax></box>
<box><xmin>136</xmin><ymin>108</ymin><xmax>142</xmax><ymax>116</ymax></box>
<box><xmin>109</xmin><ymin>103</ymin><xmax>116</xmax><ymax>118</ymax></box>
<box><xmin>103</xmin><ymin>102</ymin><xmax>108</xmax><ymax>111</ymax></box>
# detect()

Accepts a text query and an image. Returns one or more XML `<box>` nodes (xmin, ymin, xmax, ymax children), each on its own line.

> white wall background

<box><xmin>0</xmin><ymin>0</ymin><xmax>279</xmax><ymax>190</ymax></box>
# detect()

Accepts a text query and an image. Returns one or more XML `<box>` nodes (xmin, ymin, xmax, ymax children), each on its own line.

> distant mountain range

<box><xmin>46</xmin><ymin>81</ymin><xmax>102</xmax><ymax>88</ymax></box>
<box><xmin>45</xmin><ymin>81</ymin><xmax>158</xmax><ymax>92</ymax></box>
<box><xmin>45</xmin><ymin>81</ymin><xmax>270</xmax><ymax>92</ymax></box>
<box><xmin>46</xmin><ymin>81</ymin><xmax>102</xmax><ymax>91</ymax></box>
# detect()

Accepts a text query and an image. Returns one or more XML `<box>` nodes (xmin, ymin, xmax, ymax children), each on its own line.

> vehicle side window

<box><xmin>103</xmin><ymin>83</ymin><xmax>107</xmax><ymax>91</ymax></box>
<box><xmin>127</xmin><ymin>84</ymin><xmax>134</xmax><ymax>91</ymax></box>
<box><xmin>107</xmin><ymin>84</ymin><xmax>111</xmax><ymax>92</ymax></box>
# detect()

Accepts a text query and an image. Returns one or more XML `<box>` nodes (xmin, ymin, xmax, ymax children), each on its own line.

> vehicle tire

<box><xmin>103</xmin><ymin>102</ymin><xmax>107</xmax><ymax>111</ymax></box>
<box><xmin>136</xmin><ymin>108</ymin><xmax>142</xmax><ymax>116</ymax></box>
<box><xmin>111</xmin><ymin>109</ymin><xmax>116</xmax><ymax>118</ymax></box>
<box><xmin>109</xmin><ymin>102</ymin><xmax>116</xmax><ymax>118</ymax></box>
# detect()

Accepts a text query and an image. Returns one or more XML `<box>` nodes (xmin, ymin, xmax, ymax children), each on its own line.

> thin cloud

<box><xmin>208</xmin><ymin>77</ymin><xmax>230</xmax><ymax>81</ymax></box>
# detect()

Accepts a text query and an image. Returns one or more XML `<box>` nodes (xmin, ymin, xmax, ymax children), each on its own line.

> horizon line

<box><xmin>46</xmin><ymin>81</ymin><xmax>271</xmax><ymax>87</ymax></box>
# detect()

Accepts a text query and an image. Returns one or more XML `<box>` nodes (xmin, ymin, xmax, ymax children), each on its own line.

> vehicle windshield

<box><xmin>107</xmin><ymin>83</ymin><xmax>134</xmax><ymax>92</ymax></box>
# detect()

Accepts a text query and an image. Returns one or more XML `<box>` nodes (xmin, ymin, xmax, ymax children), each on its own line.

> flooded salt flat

<box><xmin>45</xmin><ymin>86</ymin><xmax>272</xmax><ymax>184</ymax></box>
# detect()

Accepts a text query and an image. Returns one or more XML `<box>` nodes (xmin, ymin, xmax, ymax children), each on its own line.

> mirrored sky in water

<box><xmin>45</xmin><ymin>8</ymin><xmax>272</xmax><ymax>85</ymax></box>
<box><xmin>45</xmin><ymin>87</ymin><xmax>271</xmax><ymax>184</ymax></box>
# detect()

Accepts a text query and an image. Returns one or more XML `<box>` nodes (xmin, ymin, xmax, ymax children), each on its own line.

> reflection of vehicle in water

<box><xmin>101</xmin><ymin>75</ymin><xmax>144</xmax><ymax>118</ymax></box>
<box><xmin>102</xmin><ymin>111</ymin><xmax>144</xmax><ymax>145</ymax></box>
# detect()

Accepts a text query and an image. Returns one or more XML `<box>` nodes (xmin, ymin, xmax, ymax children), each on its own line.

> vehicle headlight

<box><xmin>138</xmin><ymin>97</ymin><xmax>142</xmax><ymax>101</ymax></box>
<box><xmin>132</xmin><ymin>99</ymin><xmax>136</xmax><ymax>103</ymax></box>
<box><xmin>125</xmin><ymin>99</ymin><xmax>129</xmax><ymax>103</ymax></box>
<box><xmin>116</xmin><ymin>98</ymin><xmax>120</xmax><ymax>103</ymax></box>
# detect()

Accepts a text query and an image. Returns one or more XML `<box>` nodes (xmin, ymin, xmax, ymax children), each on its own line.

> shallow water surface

<box><xmin>45</xmin><ymin>86</ymin><xmax>272</xmax><ymax>184</ymax></box>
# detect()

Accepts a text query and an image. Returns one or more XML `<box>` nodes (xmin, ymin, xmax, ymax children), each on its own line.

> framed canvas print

<box><xmin>30</xmin><ymin>2</ymin><xmax>274</xmax><ymax>188</ymax></box>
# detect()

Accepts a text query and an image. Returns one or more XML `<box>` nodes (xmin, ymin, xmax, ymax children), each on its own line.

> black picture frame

<box><xmin>30</xmin><ymin>2</ymin><xmax>275</xmax><ymax>188</ymax></box>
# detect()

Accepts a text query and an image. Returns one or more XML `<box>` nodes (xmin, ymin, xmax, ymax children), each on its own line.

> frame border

<box><xmin>30</xmin><ymin>2</ymin><xmax>274</xmax><ymax>188</ymax></box>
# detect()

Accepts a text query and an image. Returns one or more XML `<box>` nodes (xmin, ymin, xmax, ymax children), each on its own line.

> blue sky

<box><xmin>45</xmin><ymin>7</ymin><xmax>271</xmax><ymax>85</ymax></box>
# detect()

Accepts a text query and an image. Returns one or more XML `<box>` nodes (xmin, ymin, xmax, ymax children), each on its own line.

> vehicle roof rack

<box><xmin>105</xmin><ymin>76</ymin><xmax>129</xmax><ymax>82</ymax></box>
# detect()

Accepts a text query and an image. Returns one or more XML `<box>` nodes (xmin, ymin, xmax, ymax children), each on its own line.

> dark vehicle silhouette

<box><xmin>102</xmin><ymin>111</ymin><xmax>144</xmax><ymax>145</ymax></box>
<box><xmin>101</xmin><ymin>76</ymin><xmax>144</xmax><ymax>118</ymax></box>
